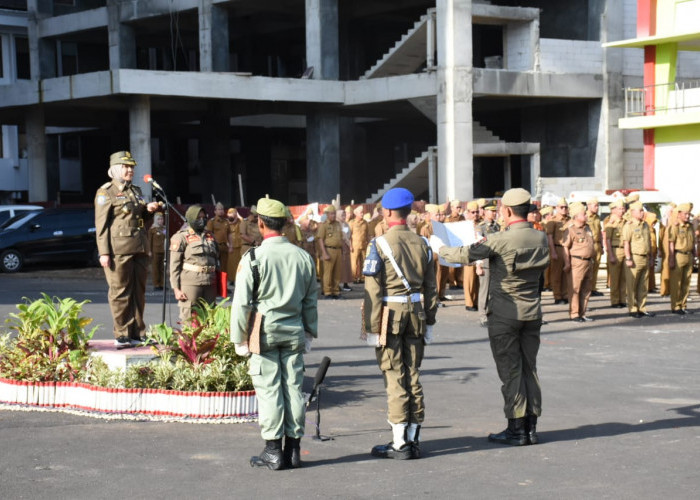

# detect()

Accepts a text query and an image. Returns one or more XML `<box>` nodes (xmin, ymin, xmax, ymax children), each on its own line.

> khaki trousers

<box><xmin>478</xmin><ymin>265</ymin><xmax>490</xmax><ymax>321</ymax></box>
<box><xmin>151</xmin><ymin>252</ymin><xmax>165</xmax><ymax>288</ymax></box>
<box><xmin>550</xmin><ymin>246</ymin><xmax>569</xmax><ymax>300</ymax></box>
<box><xmin>608</xmin><ymin>248</ymin><xmax>627</xmax><ymax>305</ymax></box>
<box><xmin>463</xmin><ymin>265</ymin><xmax>479</xmax><ymax>308</ymax></box>
<box><xmin>568</xmin><ymin>257</ymin><xmax>593</xmax><ymax>318</ymax></box>
<box><xmin>488</xmin><ymin>316</ymin><xmax>542</xmax><ymax>419</ymax></box>
<box><xmin>322</xmin><ymin>247</ymin><xmax>342</xmax><ymax>295</ymax></box>
<box><xmin>351</xmin><ymin>247</ymin><xmax>365</xmax><ymax>282</ymax></box>
<box><xmin>177</xmin><ymin>283</ymin><xmax>217</xmax><ymax>324</ymax></box>
<box><xmin>670</xmin><ymin>253</ymin><xmax>692</xmax><ymax>311</ymax></box>
<box><xmin>104</xmin><ymin>253</ymin><xmax>148</xmax><ymax>339</ymax></box>
<box><xmin>625</xmin><ymin>255</ymin><xmax>649</xmax><ymax>313</ymax></box>
<box><xmin>591</xmin><ymin>244</ymin><xmax>603</xmax><ymax>292</ymax></box>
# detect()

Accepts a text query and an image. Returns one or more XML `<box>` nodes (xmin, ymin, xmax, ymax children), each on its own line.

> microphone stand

<box><xmin>150</xmin><ymin>183</ymin><xmax>186</xmax><ymax>325</ymax></box>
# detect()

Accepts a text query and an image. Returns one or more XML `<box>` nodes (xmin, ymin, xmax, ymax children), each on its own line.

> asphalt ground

<box><xmin>0</xmin><ymin>265</ymin><xmax>699</xmax><ymax>499</ymax></box>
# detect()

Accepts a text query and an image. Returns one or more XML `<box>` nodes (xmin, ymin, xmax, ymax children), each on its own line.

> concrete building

<box><xmin>1</xmin><ymin>0</ymin><xmax>699</xmax><ymax>207</ymax></box>
<box><xmin>606</xmin><ymin>0</ymin><xmax>700</xmax><ymax>209</ymax></box>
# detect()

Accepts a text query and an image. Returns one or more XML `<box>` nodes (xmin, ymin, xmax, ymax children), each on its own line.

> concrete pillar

<box><xmin>129</xmin><ymin>96</ymin><xmax>152</xmax><ymax>194</ymax></box>
<box><xmin>199</xmin><ymin>0</ymin><xmax>229</xmax><ymax>72</ymax></box>
<box><xmin>27</xmin><ymin>0</ymin><xmax>55</xmax><ymax>80</ymax></box>
<box><xmin>200</xmin><ymin>109</ymin><xmax>232</xmax><ymax>205</ymax></box>
<box><xmin>436</xmin><ymin>0</ymin><xmax>473</xmax><ymax>202</ymax></box>
<box><xmin>26</xmin><ymin>106</ymin><xmax>48</xmax><ymax>202</ymax></box>
<box><xmin>107</xmin><ymin>0</ymin><xmax>136</xmax><ymax>70</ymax></box>
<box><xmin>305</xmin><ymin>0</ymin><xmax>341</xmax><ymax>201</ymax></box>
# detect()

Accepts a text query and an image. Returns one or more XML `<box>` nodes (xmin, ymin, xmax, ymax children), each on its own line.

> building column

<box><xmin>199</xmin><ymin>0</ymin><xmax>229</xmax><ymax>72</ymax></box>
<box><xmin>305</xmin><ymin>0</ymin><xmax>340</xmax><ymax>202</ymax></box>
<box><xmin>27</xmin><ymin>0</ymin><xmax>55</xmax><ymax>79</ymax></box>
<box><xmin>26</xmin><ymin>106</ymin><xmax>48</xmax><ymax>202</ymax></box>
<box><xmin>129</xmin><ymin>96</ymin><xmax>152</xmax><ymax>194</ymax></box>
<box><xmin>107</xmin><ymin>0</ymin><xmax>136</xmax><ymax>69</ymax></box>
<box><xmin>436</xmin><ymin>0</ymin><xmax>473</xmax><ymax>202</ymax></box>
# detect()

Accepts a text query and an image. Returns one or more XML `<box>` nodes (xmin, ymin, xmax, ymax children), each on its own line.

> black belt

<box><xmin>326</xmin><ymin>246</ymin><xmax>341</xmax><ymax>249</ymax></box>
<box><xmin>674</xmin><ymin>250</ymin><xmax>691</xmax><ymax>255</ymax></box>
<box><xmin>632</xmin><ymin>253</ymin><xmax>648</xmax><ymax>257</ymax></box>
<box><xmin>554</xmin><ymin>244</ymin><xmax>563</xmax><ymax>247</ymax></box>
<box><xmin>571</xmin><ymin>255</ymin><xmax>592</xmax><ymax>261</ymax></box>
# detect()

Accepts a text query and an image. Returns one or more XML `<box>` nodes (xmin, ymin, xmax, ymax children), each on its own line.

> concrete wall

<box><xmin>540</xmin><ymin>39</ymin><xmax>603</xmax><ymax>74</ymax></box>
<box><xmin>505</xmin><ymin>21</ymin><xmax>535</xmax><ymax>71</ymax></box>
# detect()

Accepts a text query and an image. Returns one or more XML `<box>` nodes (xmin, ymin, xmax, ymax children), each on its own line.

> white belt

<box><xmin>183</xmin><ymin>262</ymin><xmax>215</xmax><ymax>273</ymax></box>
<box><xmin>383</xmin><ymin>293</ymin><xmax>422</xmax><ymax>303</ymax></box>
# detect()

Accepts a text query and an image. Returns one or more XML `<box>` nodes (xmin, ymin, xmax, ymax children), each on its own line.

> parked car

<box><xmin>0</xmin><ymin>205</ymin><xmax>43</xmax><ymax>227</ymax></box>
<box><xmin>0</xmin><ymin>207</ymin><xmax>97</xmax><ymax>273</ymax></box>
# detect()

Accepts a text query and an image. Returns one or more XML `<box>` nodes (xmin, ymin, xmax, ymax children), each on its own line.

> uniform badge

<box><xmin>96</xmin><ymin>194</ymin><xmax>107</xmax><ymax>206</ymax></box>
<box><xmin>170</xmin><ymin>241</ymin><xmax>180</xmax><ymax>251</ymax></box>
<box><xmin>362</xmin><ymin>240</ymin><xmax>382</xmax><ymax>276</ymax></box>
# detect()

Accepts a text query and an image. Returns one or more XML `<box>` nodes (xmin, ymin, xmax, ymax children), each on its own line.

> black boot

<box><xmin>409</xmin><ymin>425</ymin><xmax>422</xmax><ymax>459</ymax></box>
<box><xmin>250</xmin><ymin>439</ymin><xmax>284</xmax><ymax>470</ymax></box>
<box><xmin>370</xmin><ymin>442</ymin><xmax>412</xmax><ymax>460</ymax></box>
<box><xmin>525</xmin><ymin>414</ymin><xmax>539</xmax><ymax>445</ymax></box>
<box><xmin>283</xmin><ymin>436</ymin><xmax>301</xmax><ymax>468</ymax></box>
<box><xmin>488</xmin><ymin>418</ymin><xmax>527</xmax><ymax>446</ymax></box>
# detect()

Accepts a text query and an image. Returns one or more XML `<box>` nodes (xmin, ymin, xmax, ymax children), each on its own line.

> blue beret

<box><xmin>382</xmin><ymin>188</ymin><xmax>414</xmax><ymax>210</ymax></box>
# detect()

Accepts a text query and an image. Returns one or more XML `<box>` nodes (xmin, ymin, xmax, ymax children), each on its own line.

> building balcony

<box><xmin>620</xmin><ymin>80</ymin><xmax>700</xmax><ymax>129</ymax></box>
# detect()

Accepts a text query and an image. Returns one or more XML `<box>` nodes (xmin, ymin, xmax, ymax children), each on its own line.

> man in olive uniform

<box><xmin>317</xmin><ymin>205</ymin><xmax>344</xmax><ymax>298</ymax></box>
<box><xmin>622</xmin><ymin>201</ymin><xmax>655</xmax><ymax>318</ymax></box>
<box><xmin>562</xmin><ymin>203</ymin><xmax>595</xmax><ymax>322</ymax></box>
<box><xmin>95</xmin><ymin>151</ymin><xmax>160</xmax><ymax>346</ymax></box>
<box><xmin>147</xmin><ymin>212</ymin><xmax>167</xmax><ymax>290</ymax></box>
<box><xmin>586</xmin><ymin>198</ymin><xmax>604</xmax><ymax>296</ymax></box>
<box><xmin>170</xmin><ymin>206</ymin><xmax>219</xmax><ymax>324</ymax></box>
<box><xmin>476</xmin><ymin>203</ymin><xmax>500</xmax><ymax>326</ymax></box>
<box><xmin>206</xmin><ymin>202</ymin><xmax>234</xmax><ymax>282</ymax></box>
<box><xmin>546</xmin><ymin>198</ymin><xmax>570</xmax><ymax>304</ymax></box>
<box><xmin>604</xmin><ymin>200</ymin><xmax>627</xmax><ymax>308</ymax></box>
<box><xmin>227</xmin><ymin>207</ymin><xmax>242</xmax><ymax>282</ymax></box>
<box><xmin>350</xmin><ymin>206</ymin><xmax>370</xmax><ymax>283</ymax></box>
<box><xmin>439</xmin><ymin>188</ymin><xmax>550</xmax><ymax>446</ymax></box>
<box><xmin>668</xmin><ymin>203</ymin><xmax>695</xmax><ymax>314</ymax></box>
<box><xmin>240</xmin><ymin>206</ymin><xmax>262</xmax><ymax>255</ymax></box>
<box><xmin>363</xmin><ymin>187</ymin><xmax>438</xmax><ymax>460</ymax></box>
<box><xmin>231</xmin><ymin>198</ymin><xmax>318</xmax><ymax>470</ymax></box>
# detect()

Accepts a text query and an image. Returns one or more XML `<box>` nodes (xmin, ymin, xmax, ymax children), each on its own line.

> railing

<box><xmin>625</xmin><ymin>80</ymin><xmax>700</xmax><ymax>117</ymax></box>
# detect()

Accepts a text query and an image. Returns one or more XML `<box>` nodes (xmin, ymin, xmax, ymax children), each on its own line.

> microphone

<box><xmin>143</xmin><ymin>174</ymin><xmax>164</xmax><ymax>191</ymax></box>
<box><xmin>308</xmin><ymin>356</ymin><xmax>331</xmax><ymax>404</ymax></box>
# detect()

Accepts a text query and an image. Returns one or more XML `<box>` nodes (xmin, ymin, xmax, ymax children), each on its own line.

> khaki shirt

<box><xmin>622</xmin><ymin>219</ymin><xmax>651</xmax><ymax>256</ymax></box>
<box><xmin>240</xmin><ymin>216</ymin><xmax>262</xmax><ymax>246</ymax></box>
<box><xmin>363</xmin><ymin>225</ymin><xmax>438</xmax><ymax>333</ymax></box>
<box><xmin>669</xmin><ymin>222</ymin><xmax>694</xmax><ymax>253</ymax></box>
<box><xmin>230</xmin><ymin>219</ymin><xmax>242</xmax><ymax>248</ymax></box>
<box><xmin>545</xmin><ymin>214</ymin><xmax>570</xmax><ymax>246</ymax></box>
<box><xmin>350</xmin><ymin>218</ymin><xmax>370</xmax><ymax>249</ymax></box>
<box><xmin>147</xmin><ymin>225</ymin><xmax>167</xmax><ymax>255</ymax></box>
<box><xmin>169</xmin><ymin>228</ymin><xmax>219</xmax><ymax>287</ymax></box>
<box><xmin>94</xmin><ymin>181</ymin><xmax>151</xmax><ymax>256</ymax></box>
<box><xmin>605</xmin><ymin>217</ymin><xmax>625</xmax><ymax>249</ymax></box>
<box><xmin>563</xmin><ymin>222</ymin><xmax>595</xmax><ymax>259</ymax></box>
<box><xmin>477</xmin><ymin>220</ymin><xmax>500</xmax><ymax>237</ymax></box>
<box><xmin>587</xmin><ymin>212</ymin><xmax>602</xmax><ymax>246</ymax></box>
<box><xmin>440</xmin><ymin>221</ymin><xmax>550</xmax><ymax>320</ymax></box>
<box><xmin>206</xmin><ymin>216</ymin><xmax>233</xmax><ymax>245</ymax></box>
<box><xmin>374</xmin><ymin>219</ymin><xmax>389</xmax><ymax>237</ymax></box>
<box><xmin>282</xmin><ymin>222</ymin><xmax>303</xmax><ymax>247</ymax></box>
<box><xmin>317</xmin><ymin>220</ymin><xmax>343</xmax><ymax>248</ymax></box>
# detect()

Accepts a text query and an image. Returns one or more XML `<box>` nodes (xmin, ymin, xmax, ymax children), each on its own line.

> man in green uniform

<box><xmin>95</xmin><ymin>151</ymin><xmax>160</xmax><ymax>346</ymax></box>
<box><xmin>363</xmin><ymin>188</ymin><xmax>438</xmax><ymax>460</ymax></box>
<box><xmin>439</xmin><ymin>188</ymin><xmax>550</xmax><ymax>446</ymax></box>
<box><xmin>622</xmin><ymin>201</ymin><xmax>655</xmax><ymax>318</ymax></box>
<box><xmin>170</xmin><ymin>206</ymin><xmax>219</xmax><ymax>324</ymax></box>
<box><xmin>231</xmin><ymin>198</ymin><xmax>318</xmax><ymax>470</ymax></box>
<box><xmin>668</xmin><ymin>202</ymin><xmax>695</xmax><ymax>314</ymax></box>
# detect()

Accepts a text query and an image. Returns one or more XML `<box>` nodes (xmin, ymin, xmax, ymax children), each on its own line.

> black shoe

<box><xmin>672</xmin><ymin>309</ymin><xmax>686</xmax><ymax>315</ymax></box>
<box><xmin>250</xmin><ymin>439</ymin><xmax>284</xmax><ymax>470</ymax></box>
<box><xmin>571</xmin><ymin>317</ymin><xmax>584</xmax><ymax>323</ymax></box>
<box><xmin>438</xmin><ymin>296</ymin><xmax>449</xmax><ymax>302</ymax></box>
<box><xmin>554</xmin><ymin>299</ymin><xmax>563</xmax><ymax>305</ymax></box>
<box><xmin>341</xmin><ymin>285</ymin><xmax>353</xmax><ymax>292</ymax></box>
<box><xmin>580</xmin><ymin>316</ymin><xmax>594</xmax><ymax>322</ymax></box>
<box><xmin>629</xmin><ymin>312</ymin><xmax>643</xmax><ymax>318</ymax></box>
<box><xmin>323</xmin><ymin>295</ymin><xmax>335</xmax><ymax>300</ymax></box>
<box><xmin>465</xmin><ymin>306</ymin><xmax>477</xmax><ymax>312</ymax></box>
<box><xmin>370</xmin><ymin>442</ymin><xmax>412</xmax><ymax>460</ymax></box>
<box><xmin>640</xmin><ymin>311</ymin><xmax>655</xmax><ymax>317</ymax></box>
<box><xmin>525</xmin><ymin>414</ymin><xmax>539</xmax><ymax>445</ymax></box>
<box><xmin>562</xmin><ymin>299</ymin><xmax>569</xmax><ymax>304</ymax></box>
<box><xmin>611</xmin><ymin>303</ymin><xmax>625</xmax><ymax>308</ymax></box>
<box><xmin>283</xmin><ymin>436</ymin><xmax>301</xmax><ymax>468</ymax></box>
<box><xmin>488</xmin><ymin>418</ymin><xmax>527</xmax><ymax>446</ymax></box>
<box><xmin>620</xmin><ymin>303</ymin><xmax>627</xmax><ymax>307</ymax></box>
<box><xmin>114</xmin><ymin>336</ymin><xmax>132</xmax><ymax>348</ymax></box>
<box><xmin>590</xmin><ymin>290</ymin><xmax>604</xmax><ymax>297</ymax></box>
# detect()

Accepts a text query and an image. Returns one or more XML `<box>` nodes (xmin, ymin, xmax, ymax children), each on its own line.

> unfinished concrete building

<box><xmin>1</xmin><ymin>0</ymin><xmax>698</xmax><ymax>206</ymax></box>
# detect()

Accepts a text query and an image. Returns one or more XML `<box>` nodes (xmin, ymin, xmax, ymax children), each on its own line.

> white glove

<box><xmin>424</xmin><ymin>325</ymin><xmax>434</xmax><ymax>345</ymax></box>
<box><xmin>234</xmin><ymin>342</ymin><xmax>251</xmax><ymax>357</ymax></box>
<box><xmin>365</xmin><ymin>333</ymin><xmax>381</xmax><ymax>347</ymax></box>
<box><xmin>304</xmin><ymin>332</ymin><xmax>314</xmax><ymax>353</ymax></box>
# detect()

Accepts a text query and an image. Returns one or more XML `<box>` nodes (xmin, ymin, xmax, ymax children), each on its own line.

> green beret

<box><xmin>257</xmin><ymin>198</ymin><xmax>287</xmax><ymax>218</ymax></box>
<box><xmin>501</xmin><ymin>188</ymin><xmax>531</xmax><ymax>207</ymax></box>
<box><xmin>110</xmin><ymin>151</ymin><xmax>136</xmax><ymax>166</ymax></box>
<box><xmin>185</xmin><ymin>205</ymin><xmax>204</xmax><ymax>226</ymax></box>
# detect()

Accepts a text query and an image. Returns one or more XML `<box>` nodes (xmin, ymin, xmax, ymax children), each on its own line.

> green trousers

<box><xmin>487</xmin><ymin>316</ymin><xmax>542</xmax><ymax>419</ymax></box>
<box><xmin>250</xmin><ymin>339</ymin><xmax>306</xmax><ymax>440</ymax></box>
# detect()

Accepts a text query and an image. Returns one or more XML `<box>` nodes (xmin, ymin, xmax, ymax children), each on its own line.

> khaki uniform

<box><xmin>374</xmin><ymin>218</ymin><xmax>389</xmax><ymax>237</ymax></box>
<box><xmin>240</xmin><ymin>215</ymin><xmax>262</xmax><ymax>256</ymax></box>
<box><xmin>420</xmin><ymin>221</ymin><xmax>447</xmax><ymax>300</ymax></box>
<box><xmin>476</xmin><ymin>220</ymin><xmax>500</xmax><ymax>321</ymax></box>
<box><xmin>622</xmin><ymin>219</ymin><xmax>652</xmax><ymax>314</ymax></box>
<box><xmin>586</xmin><ymin>211</ymin><xmax>603</xmax><ymax>292</ymax></box>
<box><xmin>546</xmin><ymin>214</ymin><xmax>570</xmax><ymax>301</ymax></box>
<box><xmin>317</xmin><ymin>219</ymin><xmax>343</xmax><ymax>295</ymax></box>
<box><xmin>659</xmin><ymin>220</ymin><xmax>674</xmax><ymax>296</ymax></box>
<box><xmin>281</xmin><ymin>221</ymin><xmax>303</xmax><ymax>247</ymax></box>
<box><xmin>169</xmin><ymin>228</ymin><xmax>219</xmax><ymax>323</ymax></box>
<box><xmin>668</xmin><ymin>221</ymin><xmax>694</xmax><ymax>311</ymax></box>
<box><xmin>95</xmin><ymin>181</ymin><xmax>152</xmax><ymax>340</ymax></box>
<box><xmin>440</xmin><ymin>221</ymin><xmax>550</xmax><ymax>419</ymax></box>
<box><xmin>605</xmin><ymin>217</ymin><xmax>627</xmax><ymax>306</ymax></box>
<box><xmin>340</xmin><ymin>221</ymin><xmax>353</xmax><ymax>284</ymax></box>
<box><xmin>350</xmin><ymin>218</ymin><xmax>370</xmax><ymax>282</ymax></box>
<box><xmin>363</xmin><ymin>226</ymin><xmax>438</xmax><ymax>425</ymax></box>
<box><xmin>231</xmin><ymin>236</ymin><xmax>318</xmax><ymax>441</ymax></box>
<box><xmin>147</xmin><ymin>224</ymin><xmax>167</xmax><ymax>288</ymax></box>
<box><xmin>445</xmin><ymin>214</ymin><xmax>464</xmax><ymax>288</ymax></box>
<box><xmin>563</xmin><ymin>222</ymin><xmax>595</xmax><ymax>319</ymax></box>
<box><xmin>648</xmin><ymin>220</ymin><xmax>658</xmax><ymax>292</ymax></box>
<box><xmin>227</xmin><ymin>218</ymin><xmax>242</xmax><ymax>282</ymax></box>
<box><xmin>206</xmin><ymin>215</ymin><xmax>233</xmax><ymax>280</ymax></box>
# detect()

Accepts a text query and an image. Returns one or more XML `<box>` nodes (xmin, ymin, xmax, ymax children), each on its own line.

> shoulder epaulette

<box><xmin>100</xmin><ymin>182</ymin><xmax>112</xmax><ymax>190</ymax></box>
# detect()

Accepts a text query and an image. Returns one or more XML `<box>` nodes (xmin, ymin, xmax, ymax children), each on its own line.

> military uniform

<box><xmin>440</xmin><ymin>188</ymin><xmax>549</xmax><ymax>446</ymax></box>
<box><xmin>240</xmin><ymin>213</ymin><xmax>262</xmax><ymax>256</ymax></box>
<box><xmin>95</xmin><ymin>158</ymin><xmax>153</xmax><ymax>342</ymax></box>
<box><xmin>622</xmin><ymin>215</ymin><xmax>652</xmax><ymax>316</ymax></box>
<box><xmin>350</xmin><ymin>216</ymin><xmax>370</xmax><ymax>283</ymax></box>
<box><xmin>206</xmin><ymin>214</ymin><xmax>233</xmax><ymax>279</ymax></box>
<box><xmin>562</xmin><ymin>215</ymin><xmax>595</xmax><ymax>320</ymax></box>
<box><xmin>317</xmin><ymin>215</ymin><xmax>343</xmax><ymax>296</ymax></box>
<box><xmin>227</xmin><ymin>214</ymin><xmax>242</xmax><ymax>282</ymax></box>
<box><xmin>604</xmin><ymin>212</ymin><xmax>627</xmax><ymax>307</ymax></box>
<box><xmin>147</xmin><ymin>220</ymin><xmax>167</xmax><ymax>289</ymax></box>
<box><xmin>545</xmin><ymin>211</ymin><xmax>570</xmax><ymax>303</ymax></box>
<box><xmin>282</xmin><ymin>220</ymin><xmax>303</xmax><ymax>247</ymax></box>
<box><xmin>231</xmin><ymin>198</ymin><xmax>318</xmax><ymax>470</ymax></box>
<box><xmin>668</xmin><ymin>213</ymin><xmax>694</xmax><ymax>312</ymax></box>
<box><xmin>586</xmin><ymin>208</ymin><xmax>603</xmax><ymax>293</ymax></box>
<box><xmin>476</xmin><ymin>216</ymin><xmax>500</xmax><ymax>323</ymax></box>
<box><xmin>169</xmin><ymin>219</ymin><xmax>219</xmax><ymax>324</ymax></box>
<box><xmin>364</xmin><ymin>188</ymin><xmax>438</xmax><ymax>460</ymax></box>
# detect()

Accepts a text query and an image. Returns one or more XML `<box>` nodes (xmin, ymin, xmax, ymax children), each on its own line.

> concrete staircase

<box><xmin>363</xmin><ymin>9</ymin><xmax>436</xmax><ymax>79</ymax></box>
<box><xmin>365</xmin><ymin>147</ymin><xmax>436</xmax><ymax>203</ymax></box>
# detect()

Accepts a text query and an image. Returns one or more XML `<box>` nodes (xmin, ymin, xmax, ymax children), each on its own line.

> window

<box><xmin>14</xmin><ymin>36</ymin><xmax>30</xmax><ymax>80</ymax></box>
